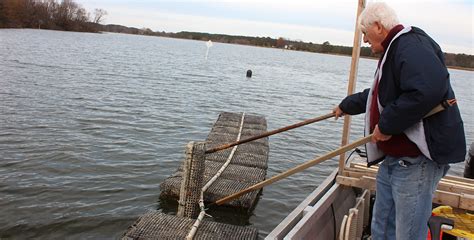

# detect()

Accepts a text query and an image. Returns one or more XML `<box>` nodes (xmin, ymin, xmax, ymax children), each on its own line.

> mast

<box><xmin>338</xmin><ymin>0</ymin><xmax>366</xmax><ymax>174</ymax></box>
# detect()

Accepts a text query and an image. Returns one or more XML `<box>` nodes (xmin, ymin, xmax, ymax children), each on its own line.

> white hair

<box><xmin>359</xmin><ymin>2</ymin><xmax>400</xmax><ymax>31</ymax></box>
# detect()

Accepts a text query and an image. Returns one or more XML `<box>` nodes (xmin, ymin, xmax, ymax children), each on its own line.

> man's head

<box><xmin>359</xmin><ymin>2</ymin><xmax>400</xmax><ymax>54</ymax></box>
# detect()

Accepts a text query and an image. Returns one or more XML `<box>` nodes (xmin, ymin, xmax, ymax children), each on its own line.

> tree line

<box><xmin>0</xmin><ymin>0</ymin><xmax>106</xmax><ymax>32</ymax></box>
<box><xmin>1</xmin><ymin>0</ymin><xmax>471</xmax><ymax>69</ymax></box>
<box><xmin>126</xmin><ymin>29</ymin><xmax>473</xmax><ymax>69</ymax></box>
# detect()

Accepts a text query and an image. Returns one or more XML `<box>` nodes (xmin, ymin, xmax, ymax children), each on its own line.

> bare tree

<box><xmin>93</xmin><ymin>8</ymin><xmax>106</xmax><ymax>24</ymax></box>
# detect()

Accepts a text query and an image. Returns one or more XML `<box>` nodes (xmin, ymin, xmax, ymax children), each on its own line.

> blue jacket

<box><xmin>340</xmin><ymin>27</ymin><xmax>466</xmax><ymax>165</ymax></box>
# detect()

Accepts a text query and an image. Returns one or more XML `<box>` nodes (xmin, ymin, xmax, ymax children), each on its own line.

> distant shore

<box><xmin>97</xmin><ymin>26</ymin><xmax>472</xmax><ymax>70</ymax></box>
<box><xmin>276</xmin><ymin>45</ymin><xmax>473</xmax><ymax>72</ymax></box>
<box><xmin>446</xmin><ymin>65</ymin><xmax>474</xmax><ymax>71</ymax></box>
<box><xmin>356</xmin><ymin>55</ymin><xmax>473</xmax><ymax>72</ymax></box>
<box><xmin>2</xmin><ymin>26</ymin><xmax>472</xmax><ymax>71</ymax></box>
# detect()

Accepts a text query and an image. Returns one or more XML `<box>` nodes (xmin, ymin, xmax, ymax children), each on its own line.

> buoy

<box><xmin>205</xmin><ymin>40</ymin><xmax>213</xmax><ymax>60</ymax></box>
<box><xmin>464</xmin><ymin>142</ymin><xmax>474</xmax><ymax>179</ymax></box>
<box><xmin>246</xmin><ymin>70</ymin><xmax>252</xmax><ymax>78</ymax></box>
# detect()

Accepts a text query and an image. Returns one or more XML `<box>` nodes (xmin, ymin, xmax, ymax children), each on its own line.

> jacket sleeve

<box><xmin>339</xmin><ymin>88</ymin><xmax>370</xmax><ymax>115</ymax></box>
<box><xmin>378</xmin><ymin>41</ymin><xmax>449</xmax><ymax>135</ymax></box>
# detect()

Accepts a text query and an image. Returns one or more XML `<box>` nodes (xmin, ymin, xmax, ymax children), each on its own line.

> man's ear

<box><xmin>374</xmin><ymin>21</ymin><xmax>383</xmax><ymax>34</ymax></box>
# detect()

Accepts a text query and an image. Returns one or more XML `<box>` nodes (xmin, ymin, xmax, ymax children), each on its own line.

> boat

<box><xmin>265</xmin><ymin>155</ymin><xmax>371</xmax><ymax>239</ymax></box>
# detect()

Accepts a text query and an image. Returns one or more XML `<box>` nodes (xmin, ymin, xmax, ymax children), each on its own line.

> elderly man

<box><xmin>333</xmin><ymin>2</ymin><xmax>466</xmax><ymax>240</ymax></box>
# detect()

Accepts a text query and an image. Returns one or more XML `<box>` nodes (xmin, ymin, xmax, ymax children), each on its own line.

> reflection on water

<box><xmin>0</xmin><ymin>29</ymin><xmax>472</xmax><ymax>239</ymax></box>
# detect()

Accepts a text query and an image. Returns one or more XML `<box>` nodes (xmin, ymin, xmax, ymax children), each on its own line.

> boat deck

<box><xmin>337</xmin><ymin>160</ymin><xmax>474</xmax><ymax>211</ymax></box>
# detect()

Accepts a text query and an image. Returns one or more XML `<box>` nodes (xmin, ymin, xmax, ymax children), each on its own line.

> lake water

<box><xmin>0</xmin><ymin>29</ymin><xmax>472</xmax><ymax>239</ymax></box>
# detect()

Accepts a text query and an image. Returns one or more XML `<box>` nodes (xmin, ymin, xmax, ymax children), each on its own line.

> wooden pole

<box><xmin>215</xmin><ymin>135</ymin><xmax>373</xmax><ymax>206</ymax></box>
<box><xmin>339</xmin><ymin>0</ymin><xmax>366</xmax><ymax>174</ymax></box>
<box><xmin>205</xmin><ymin>112</ymin><xmax>335</xmax><ymax>154</ymax></box>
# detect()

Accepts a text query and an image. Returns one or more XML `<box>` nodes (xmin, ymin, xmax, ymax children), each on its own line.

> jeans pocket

<box><xmin>397</xmin><ymin>155</ymin><xmax>425</xmax><ymax>168</ymax></box>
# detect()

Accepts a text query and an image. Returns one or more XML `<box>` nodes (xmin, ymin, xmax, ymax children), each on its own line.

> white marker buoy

<box><xmin>205</xmin><ymin>40</ymin><xmax>213</xmax><ymax>60</ymax></box>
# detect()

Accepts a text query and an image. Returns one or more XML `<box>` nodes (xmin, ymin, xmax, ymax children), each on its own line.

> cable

<box><xmin>186</xmin><ymin>113</ymin><xmax>246</xmax><ymax>240</ymax></box>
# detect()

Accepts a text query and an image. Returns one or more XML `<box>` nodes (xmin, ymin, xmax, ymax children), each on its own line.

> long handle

<box><xmin>215</xmin><ymin>135</ymin><xmax>373</xmax><ymax>205</ymax></box>
<box><xmin>205</xmin><ymin>112</ymin><xmax>335</xmax><ymax>154</ymax></box>
<box><xmin>215</xmin><ymin>101</ymin><xmax>453</xmax><ymax>206</ymax></box>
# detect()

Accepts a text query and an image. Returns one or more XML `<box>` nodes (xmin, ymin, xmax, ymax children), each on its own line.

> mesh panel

<box><xmin>160</xmin><ymin>112</ymin><xmax>269</xmax><ymax>210</ymax></box>
<box><xmin>177</xmin><ymin>142</ymin><xmax>205</xmax><ymax>218</ymax></box>
<box><xmin>160</xmin><ymin>171</ymin><xmax>263</xmax><ymax>209</ymax></box>
<box><xmin>175</xmin><ymin>161</ymin><xmax>267</xmax><ymax>183</ymax></box>
<box><xmin>205</xmin><ymin>150</ymin><xmax>268</xmax><ymax>169</ymax></box>
<box><xmin>123</xmin><ymin>211</ymin><xmax>258</xmax><ymax>240</ymax></box>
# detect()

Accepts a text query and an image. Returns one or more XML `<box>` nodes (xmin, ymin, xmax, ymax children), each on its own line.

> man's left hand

<box><xmin>372</xmin><ymin>125</ymin><xmax>392</xmax><ymax>143</ymax></box>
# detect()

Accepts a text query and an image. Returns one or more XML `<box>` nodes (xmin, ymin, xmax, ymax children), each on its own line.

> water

<box><xmin>0</xmin><ymin>29</ymin><xmax>472</xmax><ymax>239</ymax></box>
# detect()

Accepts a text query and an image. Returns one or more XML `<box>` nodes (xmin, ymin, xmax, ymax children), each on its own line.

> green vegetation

<box><xmin>1</xmin><ymin>0</ymin><xmax>472</xmax><ymax>69</ymax></box>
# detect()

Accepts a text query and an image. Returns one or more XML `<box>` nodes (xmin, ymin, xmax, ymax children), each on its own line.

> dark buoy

<box><xmin>246</xmin><ymin>70</ymin><xmax>252</xmax><ymax>78</ymax></box>
<box><xmin>464</xmin><ymin>142</ymin><xmax>474</xmax><ymax>179</ymax></box>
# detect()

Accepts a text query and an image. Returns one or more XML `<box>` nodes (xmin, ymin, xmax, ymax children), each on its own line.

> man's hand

<box><xmin>372</xmin><ymin>125</ymin><xmax>392</xmax><ymax>143</ymax></box>
<box><xmin>333</xmin><ymin>106</ymin><xmax>345</xmax><ymax>120</ymax></box>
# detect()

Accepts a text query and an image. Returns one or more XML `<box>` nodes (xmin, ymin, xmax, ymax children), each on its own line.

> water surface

<box><xmin>0</xmin><ymin>29</ymin><xmax>472</xmax><ymax>239</ymax></box>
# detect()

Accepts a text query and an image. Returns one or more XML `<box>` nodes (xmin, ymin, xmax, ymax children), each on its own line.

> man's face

<box><xmin>362</xmin><ymin>22</ymin><xmax>386</xmax><ymax>54</ymax></box>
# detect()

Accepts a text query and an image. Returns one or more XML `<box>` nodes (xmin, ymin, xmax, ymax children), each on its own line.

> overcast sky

<box><xmin>79</xmin><ymin>0</ymin><xmax>473</xmax><ymax>54</ymax></box>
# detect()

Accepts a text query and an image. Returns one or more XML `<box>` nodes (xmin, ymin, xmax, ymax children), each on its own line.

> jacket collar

<box><xmin>381</xmin><ymin>24</ymin><xmax>404</xmax><ymax>51</ymax></box>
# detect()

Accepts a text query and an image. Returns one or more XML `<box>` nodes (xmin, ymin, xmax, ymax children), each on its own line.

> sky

<box><xmin>79</xmin><ymin>0</ymin><xmax>473</xmax><ymax>54</ymax></box>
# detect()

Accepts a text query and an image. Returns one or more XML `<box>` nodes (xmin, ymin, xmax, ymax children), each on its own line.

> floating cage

<box><xmin>160</xmin><ymin>112</ymin><xmax>269</xmax><ymax>209</ymax></box>
<box><xmin>123</xmin><ymin>112</ymin><xmax>269</xmax><ymax>239</ymax></box>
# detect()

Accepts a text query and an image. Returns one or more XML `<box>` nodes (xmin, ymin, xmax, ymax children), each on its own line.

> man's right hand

<box><xmin>333</xmin><ymin>106</ymin><xmax>345</xmax><ymax>120</ymax></box>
